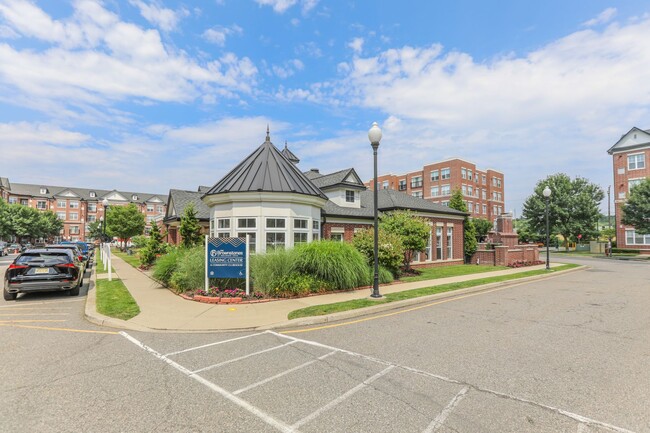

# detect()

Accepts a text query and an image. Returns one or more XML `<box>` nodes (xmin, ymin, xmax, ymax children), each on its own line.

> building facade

<box><xmin>367</xmin><ymin>158</ymin><xmax>505</xmax><ymax>222</ymax></box>
<box><xmin>607</xmin><ymin>127</ymin><xmax>650</xmax><ymax>253</ymax></box>
<box><xmin>164</xmin><ymin>131</ymin><xmax>469</xmax><ymax>267</ymax></box>
<box><xmin>0</xmin><ymin>179</ymin><xmax>166</xmax><ymax>242</ymax></box>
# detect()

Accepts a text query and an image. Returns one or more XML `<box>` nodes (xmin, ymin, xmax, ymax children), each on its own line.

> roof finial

<box><xmin>266</xmin><ymin>124</ymin><xmax>270</xmax><ymax>142</ymax></box>
<box><xmin>284</xmin><ymin>140</ymin><xmax>288</xmax><ymax>149</ymax></box>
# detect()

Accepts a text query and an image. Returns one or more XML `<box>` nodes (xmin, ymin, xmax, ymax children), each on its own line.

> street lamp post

<box><xmin>368</xmin><ymin>122</ymin><xmax>382</xmax><ymax>298</ymax></box>
<box><xmin>543</xmin><ymin>186</ymin><xmax>551</xmax><ymax>270</ymax></box>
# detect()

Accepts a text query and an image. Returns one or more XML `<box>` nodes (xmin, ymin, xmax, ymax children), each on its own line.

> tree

<box><xmin>352</xmin><ymin>227</ymin><xmax>404</xmax><ymax>276</ymax></box>
<box><xmin>106</xmin><ymin>204</ymin><xmax>145</xmax><ymax>250</ymax></box>
<box><xmin>87</xmin><ymin>220</ymin><xmax>104</xmax><ymax>241</ymax></box>
<box><xmin>522</xmin><ymin>174</ymin><xmax>604</xmax><ymax>250</ymax></box>
<box><xmin>148</xmin><ymin>222</ymin><xmax>164</xmax><ymax>254</ymax></box>
<box><xmin>448</xmin><ymin>189</ymin><xmax>477</xmax><ymax>262</ymax></box>
<box><xmin>473</xmin><ymin>218</ymin><xmax>492</xmax><ymax>243</ymax></box>
<box><xmin>514</xmin><ymin>218</ymin><xmax>542</xmax><ymax>244</ymax></box>
<box><xmin>38</xmin><ymin>211</ymin><xmax>63</xmax><ymax>241</ymax></box>
<box><xmin>0</xmin><ymin>199</ymin><xmax>10</xmax><ymax>240</ymax></box>
<box><xmin>621</xmin><ymin>178</ymin><xmax>650</xmax><ymax>234</ymax></box>
<box><xmin>7</xmin><ymin>204</ymin><xmax>41</xmax><ymax>241</ymax></box>
<box><xmin>380</xmin><ymin>210</ymin><xmax>430</xmax><ymax>271</ymax></box>
<box><xmin>179</xmin><ymin>203</ymin><xmax>202</xmax><ymax>248</ymax></box>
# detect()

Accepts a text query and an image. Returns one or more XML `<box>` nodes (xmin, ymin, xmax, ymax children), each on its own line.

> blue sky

<box><xmin>1</xmin><ymin>1</ymin><xmax>649</xmax><ymax>215</ymax></box>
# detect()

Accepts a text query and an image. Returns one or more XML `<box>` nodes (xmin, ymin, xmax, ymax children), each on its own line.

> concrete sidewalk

<box><xmin>85</xmin><ymin>254</ymin><xmax>579</xmax><ymax>332</ymax></box>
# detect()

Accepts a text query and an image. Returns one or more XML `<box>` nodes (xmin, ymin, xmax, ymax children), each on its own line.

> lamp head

<box><xmin>102</xmin><ymin>198</ymin><xmax>109</xmax><ymax>207</ymax></box>
<box><xmin>542</xmin><ymin>186</ymin><xmax>552</xmax><ymax>198</ymax></box>
<box><xmin>368</xmin><ymin>122</ymin><xmax>382</xmax><ymax>145</ymax></box>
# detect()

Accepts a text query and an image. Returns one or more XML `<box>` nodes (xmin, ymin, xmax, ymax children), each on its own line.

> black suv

<box><xmin>3</xmin><ymin>249</ymin><xmax>84</xmax><ymax>300</ymax></box>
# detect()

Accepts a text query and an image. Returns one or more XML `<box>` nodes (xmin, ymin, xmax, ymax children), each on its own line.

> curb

<box><xmin>257</xmin><ymin>265</ymin><xmax>586</xmax><ymax>331</ymax></box>
<box><xmin>85</xmin><ymin>262</ymin><xmax>585</xmax><ymax>333</ymax></box>
<box><xmin>84</xmin><ymin>258</ymin><xmax>154</xmax><ymax>333</ymax></box>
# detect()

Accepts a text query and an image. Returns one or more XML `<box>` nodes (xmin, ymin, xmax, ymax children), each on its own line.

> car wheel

<box><xmin>69</xmin><ymin>284</ymin><xmax>80</xmax><ymax>296</ymax></box>
<box><xmin>3</xmin><ymin>288</ymin><xmax>17</xmax><ymax>301</ymax></box>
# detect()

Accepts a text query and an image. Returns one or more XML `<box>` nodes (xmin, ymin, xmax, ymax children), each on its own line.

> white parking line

<box><xmin>269</xmin><ymin>332</ymin><xmax>637</xmax><ymax>433</ymax></box>
<box><xmin>191</xmin><ymin>341</ymin><xmax>297</xmax><ymax>374</ymax></box>
<box><xmin>0</xmin><ymin>299</ymin><xmax>84</xmax><ymax>308</ymax></box>
<box><xmin>164</xmin><ymin>331</ymin><xmax>268</xmax><ymax>357</ymax></box>
<box><xmin>289</xmin><ymin>365</ymin><xmax>395</xmax><ymax>432</ymax></box>
<box><xmin>233</xmin><ymin>351</ymin><xmax>337</xmax><ymax>396</ymax></box>
<box><xmin>120</xmin><ymin>331</ymin><xmax>295</xmax><ymax>433</ymax></box>
<box><xmin>422</xmin><ymin>387</ymin><xmax>469</xmax><ymax>433</ymax></box>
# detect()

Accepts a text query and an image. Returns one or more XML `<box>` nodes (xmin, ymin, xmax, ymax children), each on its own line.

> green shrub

<box><xmin>271</xmin><ymin>273</ymin><xmax>318</xmax><ymax>298</ymax></box>
<box><xmin>366</xmin><ymin>265</ymin><xmax>395</xmax><ymax>285</ymax></box>
<box><xmin>131</xmin><ymin>235</ymin><xmax>149</xmax><ymax>249</ymax></box>
<box><xmin>153</xmin><ymin>247</ymin><xmax>187</xmax><ymax>286</ymax></box>
<box><xmin>292</xmin><ymin>241</ymin><xmax>368</xmax><ymax>290</ymax></box>
<box><xmin>611</xmin><ymin>248</ymin><xmax>640</xmax><ymax>254</ymax></box>
<box><xmin>250</xmin><ymin>248</ymin><xmax>296</xmax><ymax>293</ymax></box>
<box><xmin>139</xmin><ymin>246</ymin><xmax>156</xmax><ymax>268</ymax></box>
<box><xmin>353</xmin><ymin>228</ymin><xmax>404</xmax><ymax>276</ymax></box>
<box><xmin>169</xmin><ymin>245</ymin><xmax>204</xmax><ymax>292</ymax></box>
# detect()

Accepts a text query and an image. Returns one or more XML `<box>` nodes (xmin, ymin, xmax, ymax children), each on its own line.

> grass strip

<box><xmin>400</xmin><ymin>264</ymin><xmax>509</xmax><ymax>283</ymax></box>
<box><xmin>94</xmin><ymin>249</ymin><xmax>107</xmax><ymax>274</ymax></box>
<box><xmin>288</xmin><ymin>264</ymin><xmax>579</xmax><ymax>320</ymax></box>
<box><xmin>96</xmin><ymin>278</ymin><xmax>140</xmax><ymax>320</ymax></box>
<box><xmin>111</xmin><ymin>249</ymin><xmax>141</xmax><ymax>269</ymax></box>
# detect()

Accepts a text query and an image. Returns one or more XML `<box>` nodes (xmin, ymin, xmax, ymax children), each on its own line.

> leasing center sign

<box><xmin>207</xmin><ymin>237</ymin><xmax>247</xmax><ymax>279</ymax></box>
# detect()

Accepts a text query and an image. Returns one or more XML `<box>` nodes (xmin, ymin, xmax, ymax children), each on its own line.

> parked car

<box><xmin>3</xmin><ymin>249</ymin><xmax>84</xmax><ymax>300</ymax></box>
<box><xmin>75</xmin><ymin>241</ymin><xmax>92</xmax><ymax>263</ymax></box>
<box><xmin>45</xmin><ymin>244</ymin><xmax>88</xmax><ymax>272</ymax></box>
<box><xmin>0</xmin><ymin>242</ymin><xmax>8</xmax><ymax>257</ymax></box>
<box><xmin>8</xmin><ymin>244</ymin><xmax>22</xmax><ymax>254</ymax></box>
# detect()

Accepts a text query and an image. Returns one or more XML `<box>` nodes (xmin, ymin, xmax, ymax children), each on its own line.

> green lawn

<box><xmin>94</xmin><ymin>249</ymin><xmax>107</xmax><ymax>274</ymax></box>
<box><xmin>288</xmin><ymin>264</ymin><xmax>579</xmax><ymax>320</ymax></box>
<box><xmin>400</xmin><ymin>264</ymin><xmax>509</xmax><ymax>283</ymax></box>
<box><xmin>95</xmin><ymin>278</ymin><xmax>140</xmax><ymax>320</ymax></box>
<box><xmin>111</xmin><ymin>248</ymin><xmax>141</xmax><ymax>268</ymax></box>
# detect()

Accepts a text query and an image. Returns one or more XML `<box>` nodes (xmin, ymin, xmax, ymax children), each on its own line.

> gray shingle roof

<box><xmin>6</xmin><ymin>182</ymin><xmax>164</xmax><ymax>203</ymax></box>
<box><xmin>323</xmin><ymin>189</ymin><xmax>467</xmax><ymax>219</ymax></box>
<box><xmin>281</xmin><ymin>142</ymin><xmax>300</xmax><ymax>164</ymax></box>
<box><xmin>309</xmin><ymin>168</ymin><xmax>365</xmax><ymax>190</ymax></box>
<box><xmin>166</xmin><ymin>189</ymin><xmax>210</xmax><ymax>221</ymax></box>
<box><xmin>0</xmin><ymin>177</ymin><xmax>10</xmax><ymax>190</ymax></box>
<box><xmin>203</xmin><ymin>136</ymin><xmax>327</xmax><ymax>200</ymax></box>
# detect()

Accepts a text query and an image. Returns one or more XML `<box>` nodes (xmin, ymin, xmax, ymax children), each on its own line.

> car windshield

<box><xmin>16</xmin><ymin>252</ymin><xmax>70</xmax><ymax>265</ymax></box>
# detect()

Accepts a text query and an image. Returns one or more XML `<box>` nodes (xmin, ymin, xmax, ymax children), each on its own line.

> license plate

<box><xmin>34</xmin><ymin>268</ymin><xmax>50</xmax><ymax>274</ymax></box>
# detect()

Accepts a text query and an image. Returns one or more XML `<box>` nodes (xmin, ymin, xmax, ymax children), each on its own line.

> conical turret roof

<box><xmin>281</xmin><ymin>141</ymin><xmax>300</xmax><ymax>164</ymax></box>
<box><xmin>203</xmin><ymin>129</ymin><xmax>327</xmax><ymax>199</ymax></box>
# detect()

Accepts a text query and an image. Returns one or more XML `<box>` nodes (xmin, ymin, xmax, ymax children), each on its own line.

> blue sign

<box><xmin>207</xmin><ymin>237</ymin><xmax>247</xmax><ymax>279</ymax></box>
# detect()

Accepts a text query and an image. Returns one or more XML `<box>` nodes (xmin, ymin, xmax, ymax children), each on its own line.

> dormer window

<box><xmin>89</xmin><ymin>191</ymin><xmax>96</xmax><ymax>198</ymax></box>
<box><xmin>345</xmin><ymin>190</ymin><xmax>355</xmax><ymax>203</ymax></box>
<box><xmin>132</xmin><ymin>194</ymin><xmax>138</xmax><ymax>201</ymax></box>
<box><xmin>40</xmin><ymin>188</ymin><xmax>47</xmax><ymax>194</ymax></box>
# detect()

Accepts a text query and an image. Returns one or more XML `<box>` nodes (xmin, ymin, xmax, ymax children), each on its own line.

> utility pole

<box><xmin>607</xmin><ymin>185</ymin><xmax>612</xmax><ymax>257</ymax></box>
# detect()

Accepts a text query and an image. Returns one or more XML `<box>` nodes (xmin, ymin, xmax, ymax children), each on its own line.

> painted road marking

<box><xmin>268</xmin><ymin>332</ymin><xmax>637</xmax><ymax>433</ymax></box>
<box><xmin>282</xmin><ymin>281</ymin><xmax>537</xmax><ymax>334</ymax></box>
<box><xmin>233</xmin><ymin>350</ymin><xmax>337</xmax><ymax>396</ymax></box>
<box><xmin>423</xmin><ymin>387</ymin><xmax>470</xmax><ymax>433</ymax></box>
<box><xmin>0</xmin><ymin>323</ymin><xmax>119</xmax><ymax>334</ymax></box>
<box><xmin>0</xmin><ymin>313</ymin><xmax>69</xmax><ymax>316</ymax></box>
<box><xmin>0</xmin><ymin>299</ymin><xmax>84</xmax><ymax>308</ymax></box>
<box><xmin>121</xmin><ymin>331</ymin><xmax>295</xmax><ymax>433</ymax></box>
<box><xmin>0</xmin><ymin>319</ymin><xmax>66</xmax><ymax>323</ymax></box>
<box><xmin>191</xmin><ymin>341</ymin><xmax>297</xmax><ymax>375</ymax></box>
<box><xmin>289</xmin><ymin>365</ymin><xmax>395</xmax><ymax>432</ymax></box>
<box><xmin>164</xmin><ymin>331</ymin><xmax>267</xmax><ymax>357</ymax></box>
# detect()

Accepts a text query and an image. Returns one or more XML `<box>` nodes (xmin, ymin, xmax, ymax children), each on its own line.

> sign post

<box><xmin>206</xmin><ymin>236</ymin><xmax>249</xmax><ymax>295</ymax></box>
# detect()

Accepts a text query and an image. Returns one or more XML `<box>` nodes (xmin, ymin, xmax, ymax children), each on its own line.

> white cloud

<box><xmin>348</xmin><ymin>37</ymin><xmax>364</xmax><ymax>53</ymax></box>
<box><xmin>255</xmin><ymin>0</ymin><xmax>297</xmax><ymax>14</ymax></box>
<box><xmin>129</xmin><ymin>0</ymin><xmax>189</xmax><ymax>32</ymax></box>
<box><xmin>0</xmin><ymin>121</ymin><xmax>90</xmax><ymax>146</ymax></box>
<box><xmin>582</xmin><ymin>8</ymin><xmax>617</xmax><ymax>27</ymax></box>
<box><xmin>0</xmin><ymin>1</ymin><xmax>257</xmax><ymax>115</ymax></box>
<box><xmin>202</xmin><ymin>24</ymin><xmax>243</xmax><ymax>46</ymax></box>
<box><xmin>271</xmin><ymin>58</ymin><xmax>304</xmax><ymax>79</ymax></box>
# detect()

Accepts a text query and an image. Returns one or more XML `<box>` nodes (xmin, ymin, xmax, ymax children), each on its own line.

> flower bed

<box><xmin>186</xmin><ymin>287</ymin><xmax>270</xmax><ymax>305</ymax></box>
<box><xmin>507</xmin><ymin>260</ymin><xmax>545</xmax><ymax>268</ymax></box>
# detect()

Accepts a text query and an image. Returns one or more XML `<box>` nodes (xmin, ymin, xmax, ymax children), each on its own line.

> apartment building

<box><xmin>0</xmin><ymin>178</ymin><xmax>166</xmax><ymax>242</ymax></box>
<box><xmin>607</xmin><ymin>127</ymin><xmax>650</xmax><ymax>253</ymax></box>
<box><xmin>368</xmin><ymin>158</ymin><xmax>505</xmax><ymax>222</ymax></box>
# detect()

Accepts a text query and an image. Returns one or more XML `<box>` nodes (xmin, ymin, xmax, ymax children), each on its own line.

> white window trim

<box><xmin>627</xmin><ymin>153</ymin><xmax>646</xmax><ymax>170</ymax></box>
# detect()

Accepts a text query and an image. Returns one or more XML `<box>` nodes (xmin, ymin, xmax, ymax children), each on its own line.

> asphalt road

<box><xmin>1</xmin><ymin>255</ymin><xmax>648</xmax><ymax>432</ymax></box>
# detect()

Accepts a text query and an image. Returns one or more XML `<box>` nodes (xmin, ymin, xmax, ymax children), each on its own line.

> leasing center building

<box><xmin>165</xmin><ymin>130</ymin><xmax>468</xmax><ymax>267</ymax></box>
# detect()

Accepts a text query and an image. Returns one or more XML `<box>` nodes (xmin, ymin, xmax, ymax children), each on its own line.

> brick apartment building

<box><xmin>0</xmin><ymin>177</ymin><xmax>166</xmax><ymax>242</ymax></box>
<box><xmin>607</xmin><ymin>127</ymin><xmax>650</xmax><ymax>253</ymax></box>
<box><xmin>367</xmin><ymin>158</ymin><xmax>505</xmax><ymax>222</ymax></box>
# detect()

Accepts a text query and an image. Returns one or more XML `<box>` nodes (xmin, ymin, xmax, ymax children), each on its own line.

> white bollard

<box><xmin>107</xmin><ymin>246</ymin><xmax>112</xmax><ymax>281</ymax></box>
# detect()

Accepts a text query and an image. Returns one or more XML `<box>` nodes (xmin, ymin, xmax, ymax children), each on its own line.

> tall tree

<box><xmin>7</xmin><ymin>204</ymin><xmax>41</xmax><ymax>241</ymax></box>
<box><xmin>106</xmin><ymin>204</ymin><xmax>145</xmax><ymax>250</ymax></box>
<box><xmin>380</xmin><ymin>210</ymin><xmax>430</xmax><ymax>271</ymax></box>
<box><xmin>87</xmin><ymin>220</ymin><xmax>104</xmax><ymax>241</ymax></box>
<box><xmin>621</xmin><ymin>178</ymin><xmax>650</xmax><ymax>234</ymax></box>
<box><xmin>448</xmin><ymin>189</ymin><xmax>477</xmax><ymax>262</ymax></box>
<box><xmin>472</xmin><ymin>218</ymin><xmax>493</xmax><ymax>243</ymax></box>
<box><xmin>38</xmin><ymin>211</ymin><xmax>63</xmax><ymax>241</ymax></box>
<box><xmin>0</xmin><ymin>199</ymin><xmax>9</xmax><ymax>240</ymax></box>
<box><xmin>148</xmin><ymin>221</ymin><xmax>164</xmax><ymax>254</ymax></box>
<box><xmin>522</xmin><ymin>174</ymin><xmax>604</xmax><ymax>250</ymax></box>
<box><xmin>179</xmin><ymin>203</ymin><xmax>202</xmax><ymax>248</ymax></box>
